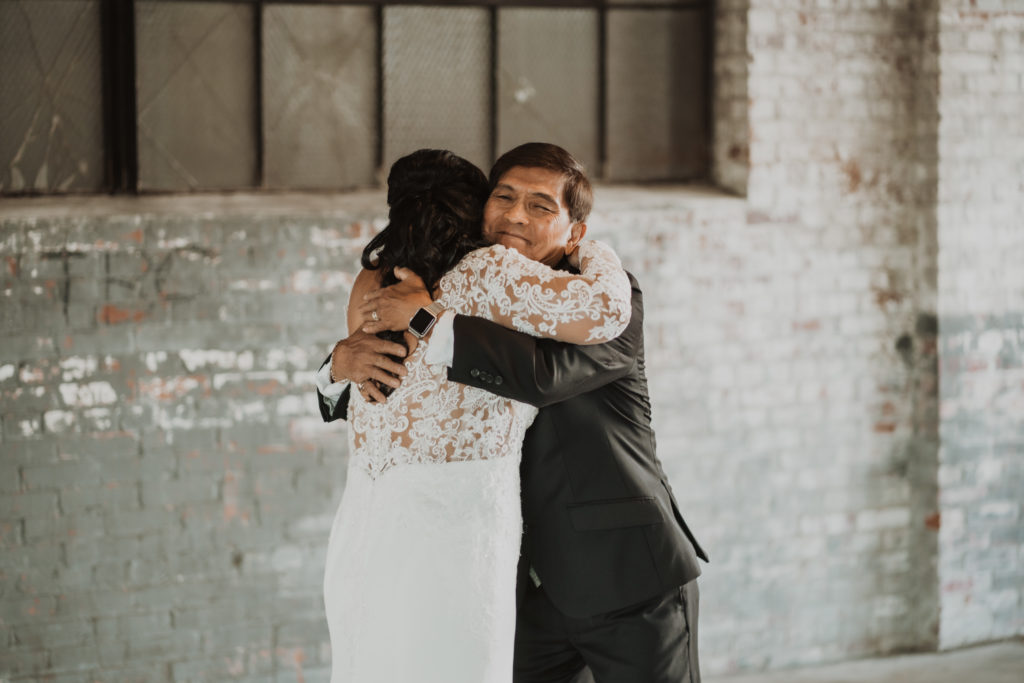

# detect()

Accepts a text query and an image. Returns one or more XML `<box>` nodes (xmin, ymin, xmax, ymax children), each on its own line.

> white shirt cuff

<box><xmin>423</xmin><ymin>311</ymin><xmax>455</xmax><ymax>368</ymax></box>
<box><xmin>315</xmin><ymin>355</ymin><xmax>349</xmax><ymax>412</ymax></box>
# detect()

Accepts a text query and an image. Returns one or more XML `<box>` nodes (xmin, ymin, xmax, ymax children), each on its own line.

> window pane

<box><xmin>0</xmin><ymin>0</ymin><xmax>104</xmax><ymax>194</ymax></box>
<box><xmin>607</xmin><ymin>9</ymin><xmax>708</xmax><ymax>181</ymax></box>
<box><xmin>383</xmin><ymin>7</ymin><xmax>490</xmax><ymax>173</ymax></box>
<box><xmin>136</xmin><ymin>1</ymin><xmax>257</xmax><ymax>191</ymax></box>
<box><xmin>610</xmin><ymin>0</ymin><xmax>697</xmax><ymax>4</ymax></box>
<box><xmin>496</xmin><ymin>8</ymin><xmax>599</xmax><ymax>174</ymax></box>
<box><xmin>263</xmin><ymin>4</ymin><xmax>377</xmax><ymax>190</ymax></box>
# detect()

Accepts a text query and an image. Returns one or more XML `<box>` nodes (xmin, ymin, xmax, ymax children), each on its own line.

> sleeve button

<box><xmin>470</xmin><ymin>368</ymin><xmax>480</xmax><ymax>378</ymax></box>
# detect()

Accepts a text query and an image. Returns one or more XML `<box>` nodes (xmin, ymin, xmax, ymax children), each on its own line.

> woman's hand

<box><xmin>359</xmin><ymin>267</ymin><xmax>433</xmax><ymax>334</ymax></box>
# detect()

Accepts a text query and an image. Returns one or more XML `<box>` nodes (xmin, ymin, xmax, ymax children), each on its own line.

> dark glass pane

<box><xmin>0</xmin><ymin>0</ymin><xmax>104</xmax><ymax>194</ymax></box>
<box><xmin>263</xmin><ymin>4</ymin><xmax>377</xmax><ymax>190</ymax></box>
<box><xmin>136</xmin><ymin>1</ymin><xmax>257</xmax><ymax>191</ymax></box>
<box><xmin>383</xmin><ymin>7</ymin><xmax>490</xmax><ymax>172</ymax></box>
<box><xmin>496</xmin><ymin>8</ymin><xmax>599</xmax><ymax>174</ymax></box>
<box><xmin>607</xmin><ymin>8</ymin><xmax>708</xmax><ymax>181</ymax></box>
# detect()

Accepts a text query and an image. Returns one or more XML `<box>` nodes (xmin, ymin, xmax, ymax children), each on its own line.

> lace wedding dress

<box><xmin>323</xmin><ymin>241</ymin><xmax>631</xmax><ymax>683</ymax></box>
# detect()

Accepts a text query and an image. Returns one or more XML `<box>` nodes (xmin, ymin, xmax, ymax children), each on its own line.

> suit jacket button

<box><xmin>470</xmin><ymin>368</ymin><xmax>480</xmax><ymax>378</ymax></box>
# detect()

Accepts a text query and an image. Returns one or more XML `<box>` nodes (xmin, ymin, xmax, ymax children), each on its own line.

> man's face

<box><xmin>482</xmin><ymin>166</ymin><xmax>586</xmax><ymax>267</ymax></box>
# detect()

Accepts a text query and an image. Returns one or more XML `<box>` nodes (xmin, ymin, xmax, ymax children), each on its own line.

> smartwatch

<box><xmin>408</xmin><ymin>301</ymin><xmax>445</xmax><ymax>339</ymax></box>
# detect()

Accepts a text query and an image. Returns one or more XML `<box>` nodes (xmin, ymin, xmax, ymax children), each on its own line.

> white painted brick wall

<box><xmin>936</xmin><ymin>2</ymin><xmax>1024</xmax><ymax>651</ymax></box>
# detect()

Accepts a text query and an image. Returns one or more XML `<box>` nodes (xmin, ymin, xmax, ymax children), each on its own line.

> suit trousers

<box><xmin>513</xmin><ymin>579</ymin><xmax>701</xmax><ymax>683</ymax></box>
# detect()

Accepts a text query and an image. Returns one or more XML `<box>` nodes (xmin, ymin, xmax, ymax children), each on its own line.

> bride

<box><xmin>322</xmin><ymin>149</ymin><xmax>631</xmax><ymax>682</ymax></box>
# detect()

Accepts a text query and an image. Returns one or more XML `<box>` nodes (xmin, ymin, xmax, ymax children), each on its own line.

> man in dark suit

<box><xmin>315</xmin><ymin>143</ymin><xmax>708</xmax><ymax>683</ymax></box>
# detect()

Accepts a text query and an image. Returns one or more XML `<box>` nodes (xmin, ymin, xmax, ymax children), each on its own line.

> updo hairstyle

<box><xmin>358</xmin><ymin>149</ymin><xmax>489</xmax><ymax>397</ymax></box>
<box><xmin>361</xmin><ymin>149</ymin><xmax>490</xmax><ymax>292</ymax></box>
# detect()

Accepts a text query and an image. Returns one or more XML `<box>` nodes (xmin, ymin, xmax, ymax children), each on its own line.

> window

<box><xmin>0</xmin><ymin>0</ymin><xmax>711</xmax><ymax>195</ymax></box>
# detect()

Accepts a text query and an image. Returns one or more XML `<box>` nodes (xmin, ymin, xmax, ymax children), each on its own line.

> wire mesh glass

<box><xmin>136</xmin><ymin>1</ymin><xmax>257</xmax><ymax>191</ymax></box>
<box><xmin>262</xmin><ymin>4</ymin><xmax>378</xmax><ymax>190</ymax></box>
<box><xmin>382</xmin><ymin>6</ymin><xmax>491</xmax><ymax>173</ymax></box>
<box><xmin>496</xmin><ymin>8</ymin><xmax>600</xmax><ymax>176</ymax></box>
<box><xmin>0</xmin><ymin>0</ymin><xmax>105</xmax><ymax>194</ymax></box>
<box><xmin>606</xmin><ymin>8</ymin><xmax>708</xmax><ymax>182</ymax></box>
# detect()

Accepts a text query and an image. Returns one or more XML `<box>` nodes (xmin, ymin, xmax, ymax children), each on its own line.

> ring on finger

<box><xmin>371</xmin><ymin>310</ymin><xmax>379</xmax><ymax>322</ymax></box>
<box><xmin>356</xmin><ymin>382</ymin><xmax>364</xmax><ymax>391</ymax></box>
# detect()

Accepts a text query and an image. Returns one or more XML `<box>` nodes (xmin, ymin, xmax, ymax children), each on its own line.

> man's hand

<box><xmin>359</xmin><ymin>267</ymin><xmax>432</xmax><ymax>334</ymax></box>
<box><xmin>330</xmin><ymin>330</ymin><xmax>408</xmax><ymax>404</ymax></box>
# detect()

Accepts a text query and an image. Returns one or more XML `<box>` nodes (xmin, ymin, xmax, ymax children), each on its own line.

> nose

<box><xmin>504</xmin><ymin>199</ymin><xmax>528</xmax><ymax>224</ymax></box>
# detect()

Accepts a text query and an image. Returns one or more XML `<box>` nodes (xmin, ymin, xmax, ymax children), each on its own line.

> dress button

<box><xmin>470</xmin><ymin>368</ymin><xmax>480</xmax><ymax>378</ymax></box>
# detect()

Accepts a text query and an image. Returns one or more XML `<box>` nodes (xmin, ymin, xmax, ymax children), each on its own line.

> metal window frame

<box><xmin>98</xmin><ymin>0</ymin><xmax>712</xmax><ymax>195</ymax></box>
<box><xmin>101</xmin><ymin>0</ymin><xmax>138</xmax><ymax>193</ymax></box>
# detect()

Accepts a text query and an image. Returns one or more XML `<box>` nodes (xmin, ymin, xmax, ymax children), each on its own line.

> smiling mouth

<box><xmin>496</xmin><ymin>231</ymin><xmax>528</xmax><ymax>244</ymax></box>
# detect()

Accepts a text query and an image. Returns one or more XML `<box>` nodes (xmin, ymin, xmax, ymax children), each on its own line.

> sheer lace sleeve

<box><xmin>437</xmin><ymin>241</ymin><xmax>631</xmax><ymax>345</ymax></box>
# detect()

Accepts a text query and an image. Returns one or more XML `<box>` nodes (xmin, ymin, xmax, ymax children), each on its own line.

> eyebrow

<box><xmin>493</xmin><ymin>183</ymin><xmax>559</xmax><ymax>205</ymax></box>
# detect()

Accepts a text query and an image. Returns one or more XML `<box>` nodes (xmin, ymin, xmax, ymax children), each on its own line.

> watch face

<box><xmin>409</xmin><ymin>308</ymin><xmax>436</xmax><ymax>335</ymax></box>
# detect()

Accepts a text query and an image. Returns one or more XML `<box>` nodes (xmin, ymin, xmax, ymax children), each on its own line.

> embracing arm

<box><xmin>447</xmin><ymin>275</ymin><xmax>643</xmax><ymax>408</ymax></box>
<box><xmin>313</xmin><ymin>270</ymin><xmax>409</xmax><ymax>422</ymax></box>
<box><xmin>353</xmin><ymin>241</ymin><xmax>635</xmax><ymax>406</ymax></box>
<box><xmin>441</xmin><ymin>241</ymin><xmax>632</xmax><ymax>345</ymax></box>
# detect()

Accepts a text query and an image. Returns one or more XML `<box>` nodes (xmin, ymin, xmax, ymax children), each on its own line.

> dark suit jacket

<box><xmin>316</xmin><ymin>273</ymin><xmax>707</xmax><ymax>618</ymax></box>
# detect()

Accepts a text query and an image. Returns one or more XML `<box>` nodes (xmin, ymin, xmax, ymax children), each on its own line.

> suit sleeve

<box><xmin>315</xmin><ymin>353</ymin><xmax>352</xmax><ymax>423</ymax></box>
<box><xmin>447</xmin><ymin>276</ymin><xmax>644</xmax><ymax>408</ymax></box>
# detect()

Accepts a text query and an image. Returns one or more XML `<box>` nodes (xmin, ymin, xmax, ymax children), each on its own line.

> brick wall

<box><xmin>1</xmin><ymin>197</ymin><xmax>386</xmax><ymax>682</ymax></box>
<box><xmin>713</xmin><ymin>0</ymin><xmax>750</xmax><ymax>195</ymax></box>
<box><xmin>709</xmin><ymin>0</ymin><xmax>944</xmax><ymax>668</ymax></box>
<box><xmin>935</xmin><ymin>1</ymin><xmax>1024</xmax><ymax>649</ymax></box>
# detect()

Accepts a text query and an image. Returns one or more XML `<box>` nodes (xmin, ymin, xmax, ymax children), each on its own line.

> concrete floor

<box><xmin>706</xmin><ymin>640</ymin><xmax>1024</xmax><ymax>683</ymax></box>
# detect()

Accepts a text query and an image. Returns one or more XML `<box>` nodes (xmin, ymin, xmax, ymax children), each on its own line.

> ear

<box><xmin>566</xmin><ymin>222</ymin><xmax>587</xmax><ymax>252</ymax></box>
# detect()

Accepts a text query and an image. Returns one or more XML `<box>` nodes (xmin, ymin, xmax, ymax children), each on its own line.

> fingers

<box><xmin>366</xmin><ymin>338</ymin><xmax>408</xmax><ymax>359</ymax></box>
<box><xmin>356</xmin><ymin>299</ymin><xmax>387</xmax><ymax>321</ymax></box>
<box><xmin>347</xmin><ymin>329</ymin><xmax>407</xmax><ymax>359</ymax></box>
<box><xmin>360</xmin><ymin>321</ymin><xmax>387</xmax><ymax>335</ymax></box>
<box><xmin>356</xmin><ymin>299</ymin><xmax>381</xmax><ymax>321</ymax></box>
<box><xmin>393</xmin><ymin>266</ymin><xmax>420</xmax><ymax>283</ymax></box>
<box><xmin>360</xmin><ymin>382</ymin><xmax>388</xmax><ymax>404</ymax></box>
<box><xmin>362</xmin><ymin>269</ymin><xmax>428</xmax><ymax>298</ymax></box>
<box><xmin>367</xmin><ymin>375</ymin><xmax>399</xmax><ymax>391</ymax></box>
<box><xmin>356</xmin><ymin>299</ymin><xmax>406</xmax><ymax>331</ymax></box>
<box><xmin>369</xmin><ymin>362</ymin><xmax>407</xmax><ymax>386</ymax></box>
<box><xmin>405</xmin><ymin>335</ymin><xmax>419</xmax><ymax>356</ymax></box>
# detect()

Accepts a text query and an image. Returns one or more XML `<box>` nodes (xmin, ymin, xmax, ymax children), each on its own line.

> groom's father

<box><xmin>316</xmin><ymin>143</ymin><xmax>708</xmax><ymax>683</ymax></box>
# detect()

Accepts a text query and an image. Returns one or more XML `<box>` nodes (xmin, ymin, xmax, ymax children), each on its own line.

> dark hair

<box><xmin>360</xmin><ymin>149</ymin><xmax>489</xmax><ymax>396</ymax></box>
<box><xmin>488</xmin><ymin>142</ymin><xmax>593</xmax><ymax>224</ymax></box>
<box><xmin>362</xmin><ymin>149</ymin><xmax>489</xmax><ymax>291</ymax></box>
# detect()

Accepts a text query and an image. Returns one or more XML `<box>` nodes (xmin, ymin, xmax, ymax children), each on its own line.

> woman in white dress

<box><xmin>323</xmin><ymin>149</ymin><xmax>631</xmax><ymax>683</ymax></box>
